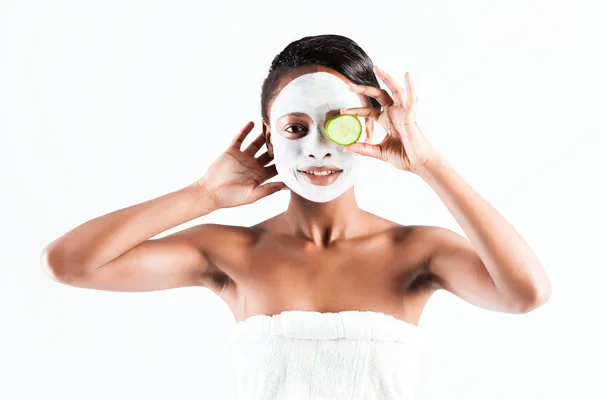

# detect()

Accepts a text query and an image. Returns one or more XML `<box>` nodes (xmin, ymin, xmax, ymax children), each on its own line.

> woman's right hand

<box><xmin>196</xmin><ymin>121</ymin><xmax>288</xmax><ymax>209</ymax></box>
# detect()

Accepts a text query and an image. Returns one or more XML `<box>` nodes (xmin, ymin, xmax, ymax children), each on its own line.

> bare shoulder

<box><xmin>388</xmin><ymin>224</ymin><xmax>459</xmax><ymax>247</ymax></box>
<box><xmin>386</xmin><ymin>224</ymin><xmax>455</xmax><ymax>293</ymax></box>
<box><xmin>184</xmin><ymin>222</ymin><xmax>261</xmax><ymax>244</ymax></box>
<box><xmin>183</xmin><ymin>221</ymin><xmax>269</xmax><ymax>291</ymax></box>
<box><xmin>402</xmin><ymin>224</ymin><xmax>467</xmax><ymax>252</ymax></box>
<box><xmin>183</xmin><ymin>222</ymin><xmax>269</xmax><ymax>262</ymax></box>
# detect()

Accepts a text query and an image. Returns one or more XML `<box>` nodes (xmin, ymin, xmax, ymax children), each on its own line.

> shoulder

<box><xmin>388</xmin><ymin>225</ymin><xmax>461</xmax><ymax>292</ymax></box>
<box><xmin>386</xmin><ymin>224</ymin><xmax>438</xmax><ymax>251</ymax></box>
<box><xmin>390</xmin><ymin>224</ymin><xmax>463</xmax><ymax>247</ymax></box>
<box><xmin>176</xmin><ymin>222</ymin><xmax>267</xmax><ymax>272</ymax></box>
<box><xmin>180</xmin><ymin>223</ymin><xmax>265</xmax><ymax>247</ymax></box>
<box><xmin>392</xmin><ymin>224</ymin><xmax>472</xmax><ymax>268</ymax></box>
<box><xmin>180</xmin><ymin>223</ymin><xmax>266</xmax><ymax>293</ymax></box>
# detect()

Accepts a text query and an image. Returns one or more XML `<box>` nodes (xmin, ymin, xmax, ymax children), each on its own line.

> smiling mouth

<box><xmin>297</xmin><ymin>167</ymin><xmax>343</xmax><ymax>186</ymax></box>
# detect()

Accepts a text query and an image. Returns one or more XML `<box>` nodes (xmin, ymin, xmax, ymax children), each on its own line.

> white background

<box><xmin>2</xmin><ymin>0</ymin><xmax>599</xmax><ymax>398</ymax></box>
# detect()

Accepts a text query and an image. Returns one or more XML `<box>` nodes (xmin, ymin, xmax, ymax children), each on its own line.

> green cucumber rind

<box><xmin>325</xmin><ymin>115</ymin><xmax>362</xmax><ymax>146</ymax></box>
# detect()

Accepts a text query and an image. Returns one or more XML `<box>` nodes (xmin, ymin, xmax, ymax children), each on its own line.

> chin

<box><xmin>291</xmin><ymin>182</ymin><xmax>352</xmax><ymax>203</ymax></box>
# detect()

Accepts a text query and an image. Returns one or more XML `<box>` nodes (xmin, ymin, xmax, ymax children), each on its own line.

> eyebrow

<box><xmin>279</xmin><ymin>110</ymin><xmax>342</xmax><ymax>120</ymax></box>
<box><xmin>279</xmin><ymin>112</ymin><xmax>309</xmax><ymax>119</ymax></box>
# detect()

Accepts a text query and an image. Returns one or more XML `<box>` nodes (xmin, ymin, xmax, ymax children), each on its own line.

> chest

<box><xmin>206</xmin><ymin>234</ymin><xmax>432</xmax><ymax>324</ymax></box>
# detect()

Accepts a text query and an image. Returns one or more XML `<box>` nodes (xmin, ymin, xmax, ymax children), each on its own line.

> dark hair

<box><xmin>260</xmin><ymin>34</ymin><xmax>382</xmax><ymax>124</ymax></box>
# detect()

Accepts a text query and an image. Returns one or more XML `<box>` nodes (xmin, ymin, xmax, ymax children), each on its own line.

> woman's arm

<box><xmin>417</xmin><ymin>156</ymin><xmax>551</xmax><ymax>314</ymax></box>
<box><xmin>40</xmin><ymin>121</ymin><xmax>286</xmax><ymax>292</ymax></box>
<box><xmin>342</xmin><ymin>68</ymin><xmax>551</xmax><ymax>313</ymax></box>
<box><xmin>41</xmin><ymin>184</ymin><xmax>217</xmax><ymax>291</ymax></box>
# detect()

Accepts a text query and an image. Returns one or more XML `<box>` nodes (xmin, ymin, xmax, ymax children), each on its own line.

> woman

<box><xmin>41</xmin><ymin>34</ymin><xmax>551</xmax><ymax>399</ymax></box>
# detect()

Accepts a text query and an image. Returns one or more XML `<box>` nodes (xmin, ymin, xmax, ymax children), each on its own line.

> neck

<box><xmin>282</xmin><ymin>187</ymin><xmax>364</xmax><ymax>246</ymax></box>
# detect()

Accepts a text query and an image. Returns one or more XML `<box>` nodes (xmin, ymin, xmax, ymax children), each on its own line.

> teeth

<box><xmin>303</xmin><ymin>170</ymin><xmax>338</xmax><ymax>176</ymax></box>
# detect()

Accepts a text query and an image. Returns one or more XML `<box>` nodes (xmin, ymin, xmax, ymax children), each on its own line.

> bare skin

<box><xmin>41</xmin><ymin>65</ymin><xmax>551</xmax><ymax>327</ymax></box>
<box><xmin>197</xmin><ymin>203</ymin><xmax>436</xmax><ymax>325</ymax></box>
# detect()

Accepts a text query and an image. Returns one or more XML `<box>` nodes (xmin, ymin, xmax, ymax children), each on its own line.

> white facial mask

<box><xmin>268</xmin><ymin>72</ymin><xmax>364</xmax><ymax>203</ymax></box>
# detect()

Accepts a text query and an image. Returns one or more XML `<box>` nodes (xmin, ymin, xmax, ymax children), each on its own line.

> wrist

<box><xmin>413</xmin><ymin>151</ymin><xmax>446</xmax><ymax>179</ymax></box>
<box><xmin>183</xmin><ymin>181</ymin><xmax>220</xmax><ymax>213</ymax></box>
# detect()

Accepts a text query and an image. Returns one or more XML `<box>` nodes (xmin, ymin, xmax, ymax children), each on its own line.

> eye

<box><xmin>284</xmin><ymin>124</ymin><xmax>307</xmax><ymax>134</ymax></box>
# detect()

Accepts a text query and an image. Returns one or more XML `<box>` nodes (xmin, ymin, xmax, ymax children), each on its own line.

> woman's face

<box><xmin>265</xmin><ymin>68</ymin><xmax>371</xmax><ymax>203</ymax></box>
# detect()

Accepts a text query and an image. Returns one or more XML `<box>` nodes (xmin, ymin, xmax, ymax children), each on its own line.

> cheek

<box><xmin>339</xmin><ymin>150</ymin><xmax>358</xmax><ymax>164</ymax></box>
<box><xmin>272</xmin><ymin>137</ymin><xmax>304</xmax><ymax>159</ymax></box>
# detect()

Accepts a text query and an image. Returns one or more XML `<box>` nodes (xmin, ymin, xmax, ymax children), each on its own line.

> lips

<box><xmin>297</xmin><ymin>166</ymin><xmax>343</xmax><ymax>186</ymax></box>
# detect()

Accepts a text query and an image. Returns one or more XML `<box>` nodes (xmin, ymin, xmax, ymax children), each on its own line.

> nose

<box><xmin>308</xmin><ymin>151</ymin><xmax>332</xmax><ymax>159</ymax></box>
<box><xmin>305</xmin><ymin>126</ymin><xmax>334</xmax><ymax>159</ymax></box>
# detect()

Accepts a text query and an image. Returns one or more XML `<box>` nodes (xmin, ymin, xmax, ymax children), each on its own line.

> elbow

<box><xmin>40</xmin><ymin>246</ymin><xmax>81</xmax><ymax>283</ymax></box>
<box><xmin>516</xmin><ymin>281</ymin><xmax>552</xmax><ymax>314</ymax></box>
<box><xmin>41</xmin><ymin>245</ymin><xmax>93</xmax><ymax>286</ymax></box>
<box><xmin>40</xmin><ymin>246</ymin><xmax>64</xmax><ymax>282</ymax></box>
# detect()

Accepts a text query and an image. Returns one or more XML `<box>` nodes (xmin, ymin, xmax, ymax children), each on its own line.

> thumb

<box><xmin>343</xmin><ymin>142</ymin><xmax>381</xmax><ymax>159</ymax></box>
<box><xmin>247</xmin><ymin>181</ymin><xmax>288</xmax><ymax>203</ymax></box>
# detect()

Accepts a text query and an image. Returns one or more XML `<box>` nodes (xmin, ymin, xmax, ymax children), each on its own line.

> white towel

<box><xmin>229</xmin><ymin>310</ymin><xmax>426</xmax><ymax>400</ymax></box>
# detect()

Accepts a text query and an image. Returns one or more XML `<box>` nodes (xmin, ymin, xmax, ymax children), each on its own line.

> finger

<box><xmin>373</xmin><ymin>66</ymin><xmax>407</xmax><ymax>107</ymax></box>
<box><xmin>247</xmin><ymin>181</ymin><xmax>288</xmax><ymax>203</ymax></box>
<box><xmin>244</xmin><ymin>132</ymin><xmax>266</xmax><ymax>155</ymax></box>
<box><xmin>343</xmin><ymin>142</ymin><xmax>382</xmax><ymax>159</ymax></box>
<box><xmin>340</xmin><ymin>107</ymin><xmax>382</xmax><ymax>120</ymax></box>
<box><xmin>405</xmin><ymin>71</ymin><xmax>417</xmax><ymax>108</ymax></box>
<box><xmin>348</xmin><ymin>83</ymin><xmax>394</xmax><ymax>107</ymax></box>
<box><xmin>264</xmin><ymin>164</ymin><xmax>278</xmax><ymax>179</ymax></box>
<box><xmin>256</xmin><ymin>150</ymin><xmax>273</xmax><ymax>166</ymax></box>
<box><xmin>365</xmin><ymin>125</ymin><xmax>373</xmax><ymax>144</ymax></box>
<box><xmin>230</xmin><ymin>121</ymin><xmax>255</xmax><ymax>149</ymax></box>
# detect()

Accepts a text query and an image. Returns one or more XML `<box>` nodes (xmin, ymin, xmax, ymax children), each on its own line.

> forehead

<box><xmin>269</xmin><ymin>70</ymin><xmax>363</xmax><ymax>121</ymax></box>
<box><xmin>274</xmin><ymin>65</ymin><xmax>352</xmax><ymax>94</ymax></box>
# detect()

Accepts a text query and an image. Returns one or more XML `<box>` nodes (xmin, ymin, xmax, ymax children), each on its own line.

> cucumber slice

<box><xmin>325</xmin><ymin>114</ymin><xmax>362</xmax><ymax>145</ymax></box>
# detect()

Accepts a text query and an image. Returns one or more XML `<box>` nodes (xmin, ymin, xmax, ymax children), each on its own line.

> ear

<box><xmin>262</xmin><ymin>121</ymin><xmax>274</xmax><ymax>157</ymax></box>
<box><xmin>364</xmin><ymin>117</ymin><xmax>375</xmax><ymax>144</ymax></box>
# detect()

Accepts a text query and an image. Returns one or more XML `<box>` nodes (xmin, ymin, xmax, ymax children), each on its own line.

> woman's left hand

<box><xmin>341</xmin><ymin>66</ymin><xmax>441</xmax><ymax>175</ymax></box>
